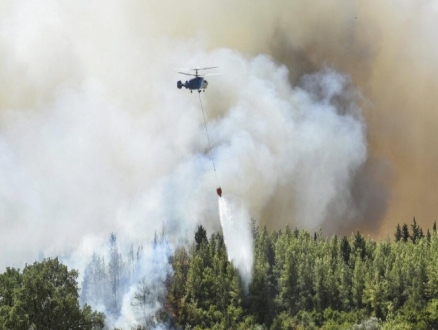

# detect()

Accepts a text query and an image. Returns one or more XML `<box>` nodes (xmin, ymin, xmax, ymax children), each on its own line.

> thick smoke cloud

<box><xmin>264</xmin><ymin>1</ymin><xmax>438</xmax><ymax>235</ymax></box>
<box><xmin>1</xmin><ymin>2</ymin><xmax>437</xmax><ymax>325</ymax></box>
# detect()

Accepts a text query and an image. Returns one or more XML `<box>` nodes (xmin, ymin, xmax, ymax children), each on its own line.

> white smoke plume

<box><xmin>0</xmin><ymin>0</ymin><xmax>366</xmax><ymax>269</ymax></box>
<box><xmin>115</xmin><ymin>239</ymin><xmax>172</xmax><ymax>329</ymax></box>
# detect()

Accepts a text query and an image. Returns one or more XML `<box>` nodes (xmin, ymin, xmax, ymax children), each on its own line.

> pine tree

<box><xmin>107</xmin><ymin>233</ymin><xmax>124</xmax><ymax>314</ymax></box>
<box><xmin>351</xmin><ymin>254</ymin><xmax>366</xmax><ymax>309</ymax></box>
<box><xmin>225</xmin><ymin>266</ymin><xmax>244</xmax><ymax>328</ymax></box>
<box><xmin>167</xmin><ymin>247</ymin><xmax>190</xmax><ymax>325</ymax></box>
<box><xmin>410</xmin><ymin>217</ymin><xmax>421</xmax><ymax>244</ymax></box>
<box><xmin>419</xmin><ymin>227</ymin><xmax>424</xmax><ymax>240</ymax></box>
<box><xmin>137</xmin><ymin>245</ymin><xmax>143</xmax><ymax>261</ymax></box>
<box><xmin>405</xmin><ymin>244</ymin><xmax>427</xmax><ymax>311</ymax></box>
<box><xmin>127</xmin><ymin>243</ymin><xmax>135</xmax><ymax>278</ymax></box>
<box><xmin>132</xmin><ymin>277</ymin><xmax>153</xmax><ymax>329</ymax></box>
<box><xmin>251</xmin><ymin>218</ymin><xmax>259</xmax><ymax>240</ymax></box>
<box><xmin>81</xmin><ymin>253</ymin><xmax>106</xmax><ymax>308</ymax></box>
<box><xmin>402</xmin><ymin>224</ymin><xmax>410</xmax><ymax>242</ymax></box>
<box><xmin>293</xmin><ymin>227</ymin><xmax>299</xmax><ymax>238</ymax></box>
<box><xmin>340</xmin><ymin>236</ymin><xmax>351</xmax><ymax>265</ymax></box>
<box><xmin>250</xmin><ymin>225</ymin><xmax>276</xmax><ymax>325</ymax></box>
<box><xmin>387</xmin><ymin>244</ymin><xmax>406</xmax><ymax>310</ymax></box>
<box><xmin>353</xmin><ymin>231</ymin><xmax>366</xmax><ymax>260</ymax></box>
<box><xmin>195</xmin><ymin>225</ymin><xmax>208</xmax><ymax>250</ymax></box>
<box><xmin>337</xmin><ymin>260</ymin><xmax>353</xmax><ymax>311</ymax></box>
<box><xmin>394</xmin><ymin>224</ymin><xmax>402</xmax><ymax>242</ymax></box>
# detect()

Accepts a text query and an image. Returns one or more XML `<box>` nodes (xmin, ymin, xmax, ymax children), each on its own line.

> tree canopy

<box><xmin>164</xmin><ymin>220</ymin><xmax>438</xmax><ymax>329</ymax></box>
<box><xmin>0</xmin><ymin>258</ymin><xmax>104</xmax><ymax>330</ymax></box>
<box><xmin>2</xmin><ymin>218</ymin><xmax>438</xmax><ymax>330</ymax></box>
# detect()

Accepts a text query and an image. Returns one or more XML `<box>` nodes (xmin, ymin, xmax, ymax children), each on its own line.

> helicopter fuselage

<box><xmin>177</xmin><ymin>77</ymin><xmax>208</xmax><ymax>92</ymax></box>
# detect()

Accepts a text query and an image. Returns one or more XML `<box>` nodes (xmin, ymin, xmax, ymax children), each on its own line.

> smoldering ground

<box><xmin>1</xmin><ymin>0</ymin><xmax>438</xmax><ymax>326</ymax></box>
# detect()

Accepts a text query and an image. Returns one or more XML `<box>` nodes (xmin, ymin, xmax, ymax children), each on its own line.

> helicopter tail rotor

<box><xmin>177</xmin><ymin>80</ymin><xmax>183</xmax><ymax>89</ymax></box>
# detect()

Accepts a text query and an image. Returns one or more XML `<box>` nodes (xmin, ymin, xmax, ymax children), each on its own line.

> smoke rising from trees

<box><xmin>1</xmin><ymin>0</ymin><xmax>368</xmax><ymax>267</ymax></box>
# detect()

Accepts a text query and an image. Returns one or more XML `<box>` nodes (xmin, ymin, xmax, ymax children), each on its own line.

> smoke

<box><xmin>264</xmin><ymin>1</ymin><xmax>438</xmax><ymax>235</ymax></box>
<box><xmin>115</xmin><ymin>239</ymin><xmax>172</xmax><ymax>329</ymax></box>
<box><xmin>1</xmin><ymin>0</ymin><xmax>437</xmax><ymax>326</ymax></box>
<box><xmin>76</xmin><ymin>234</ymin><xmax>172</xmax><ymax>329</ymax></box>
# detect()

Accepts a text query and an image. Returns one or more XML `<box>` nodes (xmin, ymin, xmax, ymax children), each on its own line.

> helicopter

<box><xmin>177</xmin><ymin>67</ymin><xmax>218</xmax><ymax>93</ymax></box>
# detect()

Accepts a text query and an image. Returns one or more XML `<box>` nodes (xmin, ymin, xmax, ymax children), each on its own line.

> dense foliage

<box><xmin>166</xmin><ymin>220</ymin><xmax>438</xmax><ymax>329</ymax></box>
<box><xmin>0</xmin><ymin>258</ymin><xmax>104</xmax><ymax>330</ymax></box>
<box><xmin>2</xmin><ymin>219</ymin><xmax>438</xmax><ymax>329</ymax></box>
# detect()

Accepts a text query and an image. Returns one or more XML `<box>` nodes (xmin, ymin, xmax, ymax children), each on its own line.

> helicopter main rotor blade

<box><xmin>178</xmin><ymin>72</ymin><xmax>197</xmax><ymax>76</ymax></box>
<box><xmin>189</xmin><ymin>66</ymin><xmax>218</xmax><ymax>71</ymax></box>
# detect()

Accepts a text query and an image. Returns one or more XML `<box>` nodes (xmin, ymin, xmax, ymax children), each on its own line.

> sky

<box><xmin>1</xmin><ymin>0</ymin><xmax>438</xmax><ymax>271</ymax></box>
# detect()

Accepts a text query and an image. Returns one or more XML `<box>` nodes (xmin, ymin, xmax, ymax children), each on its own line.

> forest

<box><xmin>164</xmin><ymin>219</ymin><xmax>438</xmax><ymax>329</ymax></box>
<box><xmin>1</xmin><ymin>218</ymin><xmax>438</xmax><ymax>329</ymax></box>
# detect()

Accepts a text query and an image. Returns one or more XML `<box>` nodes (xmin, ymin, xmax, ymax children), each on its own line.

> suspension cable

<box><xmin>198</xmin><ymin>92</ymin><xmax>219</xmax><ymax>182</ymax></box>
